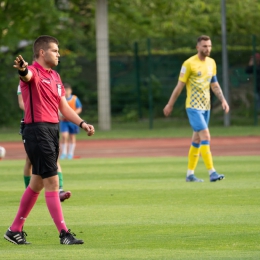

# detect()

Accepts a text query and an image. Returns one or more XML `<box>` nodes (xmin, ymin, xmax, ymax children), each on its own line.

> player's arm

<box><xmin>75</xmin><ymin>98</ymin><xmax>82</xmax><ymax>115</ymax></box>
<box><xmin>13</xmin><ymin>55</ymin><xmax>33</xmax><ymax>82</ymax></box>
<box><xmin>163</xmin><ymin>61</ymin><xmax>190</xmax><ymax>117</ymax></box>
<box><xmin>59</xmin><ymin>96</ymin><xmax>95</xmax><ymax>136</ymax></box>
<box><xmin>210</xmin><ymin>78</ymin><xmax>229</xmax><ymax>113</ymax></box>
<box><xmin>163</xmin><ymin>81</ymin><xmax>186</xmax><ymax>117</ymax></box>
<box><xmin>75</xmin><ymin>107</ymin><xmax>82</xmax><ymax>115</ymax></box>
<box><xmin>18</xmin><ymin>94</ymin><xmax>25</xmax><ymax>111</ymax></box>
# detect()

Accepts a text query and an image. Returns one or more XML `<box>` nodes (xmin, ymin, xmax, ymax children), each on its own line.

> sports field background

<box><xmin>0</xmin><ymin>126</ymin><xmax>259</xmax><ymax>259</ymax></box>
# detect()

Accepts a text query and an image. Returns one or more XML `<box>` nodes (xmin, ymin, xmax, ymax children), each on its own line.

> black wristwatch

<box><xmin>79</xmin><ymin>120</ymin><xmax>87</xmax><ymax>128</ymax></box>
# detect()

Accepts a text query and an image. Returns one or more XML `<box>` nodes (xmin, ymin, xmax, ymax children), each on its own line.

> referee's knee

<box><xmin>43</xmin><ymin>174</ymin><xmax>59</xmax><ymax>191</ymax></box>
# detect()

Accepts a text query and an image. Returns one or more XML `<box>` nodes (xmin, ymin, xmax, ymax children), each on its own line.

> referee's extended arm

<box><xmin>13</xmin><ymin>55</ymin><xmax>32</xmax><ymax>82</ymax></box>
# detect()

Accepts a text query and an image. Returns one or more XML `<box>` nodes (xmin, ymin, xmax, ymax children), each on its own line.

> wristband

<box><xmin>18</xmin><ymin>68</ymin><xmax>28</xmax><ymax>76</ymax></box>
<box><xmin>79</xmin><ymin>120</ymin><xmax>87</xmax><ymax>128</ymax></box>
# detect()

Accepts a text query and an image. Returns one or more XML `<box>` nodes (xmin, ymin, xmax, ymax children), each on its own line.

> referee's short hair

<box><xmin>33</xmin><ymin>35</ymin><xmax>59</xmax><ymax>59</ymax></box>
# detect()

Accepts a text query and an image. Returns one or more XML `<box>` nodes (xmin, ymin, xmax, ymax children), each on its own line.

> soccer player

<box><xmin>245</xmin><ymin>53</ymin><xmax>260</xmax><ymax>111</ymax></box>
<box><xmin>60</xmin><ymin>83</ymin><xmax>82</xmax><ymax>160</ymax></box>
<box><xmin>163</xmin><ymin>35</ymin><xmax>229</xmax><ymax>182</ymax></box>
<box><xmin>17</xmin><ymin>85</ymin><xmax>71</xmax><ymax>201</ymax></box>
<box><xmin>4</xmin><ymin>35</ymin><xmax>95</xmax><ymax>245</ymax></box>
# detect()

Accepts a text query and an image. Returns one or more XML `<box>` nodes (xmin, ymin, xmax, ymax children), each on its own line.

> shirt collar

<box><xmin>66</xmin><ymin>95</ymin><xmax>73</xmax><ymax>100</ymax></box>
<box><xmin>33</xmin><ymin>61</ymin><xmax>53</xmax><ymax>74</ymax></box>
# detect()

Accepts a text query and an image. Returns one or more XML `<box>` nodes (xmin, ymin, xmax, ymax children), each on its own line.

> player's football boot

<box><xmin>210</xmin><ymin>172</ymin><xmax>225</xmax><ymax>182</ymax></box>
<box><xmin>59</xmin><ymin>229</ymin><xmax>84</xmax><ymax>245</ymax></box>
<box><xmin>4</xmin><ymin>227</ymin><xmax>30</xmax><ymax>245</ymax></box>
<box><xmin>67</xmin><ymin>154</ymin><xmax>73</xmax><ymax>160</ymax></box>
<box><xmin>60</xmin><ymin>154</ymin><xmax>67</xmax><ymax>160</ymax></box>
<box><xmin>59</xmin><ymin>190</ymin><xmax>71</xmax><ymax>202</ymax></box>
<box><xmin>186</xmin><ymin>174</ymin><xmax>204</xmax><ymax>182</ymax></box>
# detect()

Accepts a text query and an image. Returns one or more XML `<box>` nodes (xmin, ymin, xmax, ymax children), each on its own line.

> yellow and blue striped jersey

<box><xmin>179</xmin><ymin>54</ymin><xmax>216</xmax><ymax>110</ymax></box>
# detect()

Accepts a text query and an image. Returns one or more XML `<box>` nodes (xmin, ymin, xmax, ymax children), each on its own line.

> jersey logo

<box><xmin>197</xmin><ymin>71</ymin><xmax>201</xmax><ymax>76</ymax></box>
<box><xmin>57</xmin><ymin>84</ymin><xmax>62</xmax><ymax>96</ymax></box>
<box><xmin>180</xmin><ymin>66</ymin><xmax>186</xmax><ymax>78</ymax></box>
<box><xmin>180</xmin><ymin>66</ymin><xmax>186</xmax><ymax>73</ymax></box>
<box><xmin>42</xmin><ymin>79</ymin><xmax>51</xmax><ymax>84</ymax></box>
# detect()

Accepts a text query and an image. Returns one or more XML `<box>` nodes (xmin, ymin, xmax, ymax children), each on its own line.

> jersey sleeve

<box><xmin>28</xmin><ymin>66</ymin><xmax>36</xmax><ymax>81</ymax></box>
<box><xmin>19</xmin><ymin>65</ymin><xmax>36</xmax><ymax>84</ymax></box>
<box><xmin>56</xmin><ymin>73</ymin><xmax>65</xmax><ymax>97</ymax></box>
<box><xmin>17</xmin><ymin>85</ymin><xmax>21</xmax><ymax>95</ymax></box>
<box><xmin>60</xmin><ymin>83</ymin><xmax>65</xmax><ymax>97</ymax></box>
<box><xmin>178</xmin><ymin>60</ymin><xmax>191</xmax><ymax>83</ymax></box>
<box><xmin>213</xmin><ymin>59</ymin><xmax>217</xmax><ymax>76</ymax></box>
<box><xmin>210</xmin><ymin>60</ymin><xmax>218</xmax><ymax>83</ymax></box>
<box><xmin>75</xmin><ymin>97</ymin><xmax>82</xmax><ymax>108</ymax></box>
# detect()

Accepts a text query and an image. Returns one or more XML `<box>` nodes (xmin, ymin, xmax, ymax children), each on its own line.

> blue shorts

<box><xmin>186</xmin><ymin>108</ymin><xmax>210</xmax><ymax>132</ymax></box>
<box><xmin>60</xmin><ymin>121</ymin><xmax>79</xmax><ymax>134</ymax></box>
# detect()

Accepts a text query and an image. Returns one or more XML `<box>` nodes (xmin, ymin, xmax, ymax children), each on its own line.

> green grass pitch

<box><xmin>0</xmin><ymin>156</ymin><xmax>259</xmax><ymax>259</ymax></box>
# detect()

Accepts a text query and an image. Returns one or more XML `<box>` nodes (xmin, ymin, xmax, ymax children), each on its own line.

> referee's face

<box><xmin>197</xmin><ymin>40</ymin><xmax>212</xmax><ymax>58</ymax></box>
<box><xmin>44</xmin><ymin>43</ymin><xmax>60</xmax><ymax>68</ymax></box>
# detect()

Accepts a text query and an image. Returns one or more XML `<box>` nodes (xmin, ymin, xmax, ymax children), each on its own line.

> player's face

<box><xmin>197</xmin><ymin>40</ymin><xmax>212</xmax><ymax>57</ymax></box>
<box><xmin>43</xmin><ymin>43</ymin><xmax>60</xmax><ymax>68</ymax></box>
<box><xmin>65</xmin><ymin>87</ymin><xmax>72</xmax><ymax>98</ymax></box>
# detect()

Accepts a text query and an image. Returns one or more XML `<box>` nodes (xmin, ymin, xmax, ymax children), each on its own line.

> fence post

<box><xmin>147</xmin><ymin>38</ymin><xmax>153</xmax><ymax>129</ymax></box>
<box><xmin>134</xmin><ymin>42</ymin><xmax>142</xmax><ymax>119</ymax></box>
<box><xmin>221</xmin><ymin>0</ymin><xmax>230</xmax><ymax>126</ymax></box>
<box><xmin>252</xmin><ymin>34</ymin><xmax>258</xmax><ymax>126</ymax></box>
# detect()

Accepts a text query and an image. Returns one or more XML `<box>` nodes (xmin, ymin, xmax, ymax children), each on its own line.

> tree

<box><xmin>108</xmin><ymin>0</ymin><xmax>260</xmax><ymax>50</ymax></box>
<box><xmin>0</xmin><ymin>0</ymin><xmax>95</xmax><ymax>126</ymax></box>
<box><xmin>0</xmin><ymin>0</ymin><xmax>260</xmax><ymax>126</ymax></box>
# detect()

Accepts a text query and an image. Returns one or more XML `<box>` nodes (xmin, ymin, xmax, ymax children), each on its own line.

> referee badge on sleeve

<box><xmin>57</xmin><ymin>84</ymin><xmax>62</xmax><ymax>96</ymax></box>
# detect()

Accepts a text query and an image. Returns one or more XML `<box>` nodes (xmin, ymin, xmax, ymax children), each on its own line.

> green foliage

<box><xmin>0</xmin><ymin>156</ymin><xmax>260</xmax><ymax>259</ymax></box>
<box><xmin>109</xmin><ymin>0</ymin><xmax>260</xmax><ymax>50</ymax></box>
<box><xmin>0</xmin><ymin>52</ymin><xmax>22</xmax><ymax>126</ymax></box>
<box><xmin>1</xmin><ymin>0</ymin><xmax>260</xmax><ymax>127</ymax></box>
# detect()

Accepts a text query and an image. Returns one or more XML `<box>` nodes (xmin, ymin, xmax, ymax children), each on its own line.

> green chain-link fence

<box><xmin>109</xmin><ymin>35</ymin><xmax>260</xmax><ymax>128</ymax></box>
<box><xmin>0</xmin><ymin>35</ymin><xmax>259</xmax><ymax>129</ymax></box>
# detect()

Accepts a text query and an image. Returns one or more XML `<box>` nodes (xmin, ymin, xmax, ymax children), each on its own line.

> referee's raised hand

<box><xmin>13</xmin><ymin>55</ymin><xmax>28</xmax><ymax>71</ymax></box>
<box><xmin>14</xmin><ymin>55</ymin><xmax>32</xmax><ymax>81</ymax></box>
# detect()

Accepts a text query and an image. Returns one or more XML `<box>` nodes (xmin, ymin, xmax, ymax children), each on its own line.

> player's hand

<box><xmin>248</xmin><ymin>56</ymin><xmax>254</xmax><ymax>66</ymax></box>
<box><xmin>163</xmin><ymin>104</ymin><xmax>173</xmax><ymax>117</ymax></box>
<box><xmin>13</xmin><ymin>55</ymin><xmax>28</xmax><ymax>71</ymax></box>
<box><xmin>82</xmin><ymin>123</ymin><xmax>95</xmax><ymax>136</ymax></box>
<box><xmin>222</xmin><ymin>100</ymin><xmax>230</xmax><ymax>113</ymax></box>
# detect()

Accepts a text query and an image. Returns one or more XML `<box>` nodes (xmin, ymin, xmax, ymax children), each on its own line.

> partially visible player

<box><xmin>245</xmin><ymin>53</ymin><xmax>260</xmax><ymax>111</ymax></box>
<box><xmin>163</xmin><ymin>35</ymin><xmax>229</xmax><ymax>182</ymax></box>
<box><xmin>0</xmin><ymin>146</ymin><xmax>6</xmax><ymax>160</ymax></box>
<box><xmin>60</xmin><ymin>83</ymin><xmax>82</xmax><ymax>160</ymax></box>
<box><xmin>17</xmin><ymin>85</ymin><xmax>71</xmax><ymax>201</ymax></box>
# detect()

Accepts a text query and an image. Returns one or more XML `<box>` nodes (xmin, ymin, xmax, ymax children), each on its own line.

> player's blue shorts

<box><xmin>60</xmin><ymin>121</ymin><xmax>79</xmax><ymax>134</ymax></box>
<box><xmin>186</xmin><ymin>108</ymin><xmax>210</xmax><ymax>132</ymax></box>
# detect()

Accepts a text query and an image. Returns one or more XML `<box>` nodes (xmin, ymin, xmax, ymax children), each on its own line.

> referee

<box><xmin>4</xmin><ymin>35</ymin><xmax>94</xmax><ymax>245</ymax></box>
